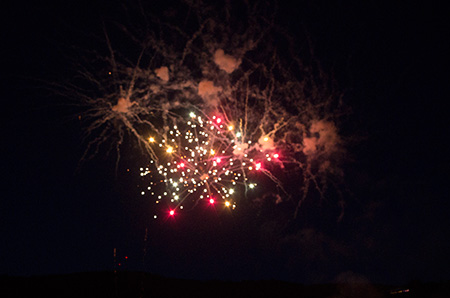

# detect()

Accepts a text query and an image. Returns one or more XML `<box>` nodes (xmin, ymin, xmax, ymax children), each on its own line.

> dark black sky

<box><xmin>2</xmin><ymin>0</ymin><xmax>449</xmax><ymax>285</ymax></box>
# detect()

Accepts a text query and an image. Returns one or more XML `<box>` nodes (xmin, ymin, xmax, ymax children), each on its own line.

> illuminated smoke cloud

<box><xmin>232</xmin><ymin>142</ymin><xmax>248</xmax><ymax>157</ymax></box>
<box><xmin>155</xmin><ymin>66</ymin><xmax>169</xmax><ymax>82</ymax></box>
<box><xmin>257</xmin><ymin>135</ymin><xmax>275</xmax><ymax>151</ymax></box>
<box><xmin>197</xmin><ymin>80</ymin><xmax>222</xmax><ymax>108</ymax></box>
<box><xmin>303</xmin><ymin>120</ymin><xmax>340</xmax><ymax>157</ymax></box>
<box><xmin>213</xmin><ymin>49</ymin><xmax>241</xmax><ymax>74</ymax></box>
<box><xmin>112</xmin><ymin>97</ymin><xmax>134</xmax><ymax>113</ymax></box>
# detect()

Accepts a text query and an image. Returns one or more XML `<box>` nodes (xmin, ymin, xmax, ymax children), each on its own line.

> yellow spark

<box><xmin>149</xmin><ymin>137</ymin><xmax>155</xmax><ymax>142</ymax></box>
<box><xmin>166</xmin><ymin>146</ymin><xmax>173</xmax><ymax>153</ymax></box>
<box><xmin>225</xmin><ymin>201</ymin><xmax>231</xmax><ymax>207</ymax></box>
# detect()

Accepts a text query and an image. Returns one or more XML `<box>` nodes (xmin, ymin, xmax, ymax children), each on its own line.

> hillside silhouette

<box><xmin>2</xmin><ymin>271</ymin><xmax>449</xmax><ymax>297</ymax></box>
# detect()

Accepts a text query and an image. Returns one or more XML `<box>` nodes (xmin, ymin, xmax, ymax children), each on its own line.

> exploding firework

<box><xmin>139</xmin><ymin>112</ymin><xmax>286</xmax><ymax>218</ymax></box>
<box><xmin>61</xmin><ymin>1</ymin><xmax>346</xmax><ymax>218</ymax></box>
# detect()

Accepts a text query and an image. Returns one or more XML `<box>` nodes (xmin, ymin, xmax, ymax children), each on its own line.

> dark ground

<box><xmin>1</xmin><ymin>271</ymin><xmax>449</xmax><ymax>298</ymax></box>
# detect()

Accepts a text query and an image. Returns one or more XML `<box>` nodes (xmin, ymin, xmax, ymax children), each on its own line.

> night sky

<box><xmin>2</xmin><ymin>0</ymin><xmax>449</xmax><ymax>285</ymax></box>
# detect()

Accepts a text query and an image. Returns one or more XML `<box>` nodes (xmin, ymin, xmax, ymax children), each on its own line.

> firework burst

<box><xmin>59</xmin><ymin>1</ymin><xmax>346</xmax><ymax>218</ymax></box>
<box><xmin>139</xmin><ymin>112</ymin><xmax>287</xmax><ymax>218</ymax></box>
